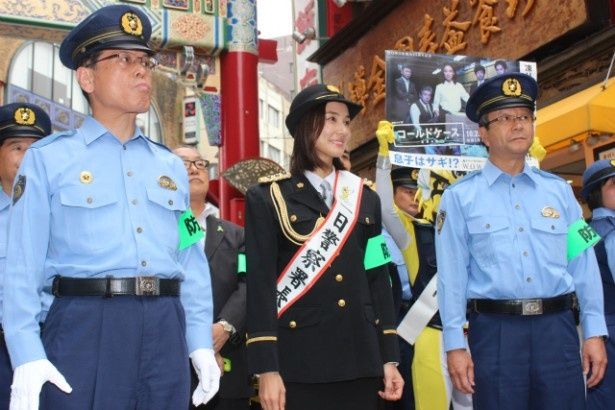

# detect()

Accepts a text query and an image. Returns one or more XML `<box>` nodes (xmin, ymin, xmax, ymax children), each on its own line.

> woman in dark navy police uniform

<box><xmin>245</xmin><ymin>84</ymin><xmax>403</xmax><ymax>410</ymax></box>
<box><xmin>583</xmin><ymin>159</ymin><xmax>615</xmax><ymax>409</ymax></box>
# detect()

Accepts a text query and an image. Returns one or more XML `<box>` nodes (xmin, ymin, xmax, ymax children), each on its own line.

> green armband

<box><xmin>237</xmin><ymin>253</ymin><xmax>246</xmax><ymax>275</ymax></box>
<box><xmin>178</xmin><ymin>209</ymin><xmax>204</xmax><ymax>250</ymax></box>
<box><xmin>364</xmin><ymin>234</ymin><xmax>392</xmax><ymax>270</ymax></box>
<box><xmin>567</xmin><ymin>219</ymin><xmax>601</xmax><ymax>261</ymax></box>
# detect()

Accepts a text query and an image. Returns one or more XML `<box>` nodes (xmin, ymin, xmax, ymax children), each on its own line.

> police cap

<box><xmin>465</xmin><ymin>73</ymin><xmax>538</xmax><ymax>123</ymax></box>
<box><xmin>59</xmin><ymin>4</ymin><xmax>153</xmax><ymax>70</ymax></box>
<box><xmin>582</xmin><ymin>159</ymin><xmax>615</xmax><ymax>200</ymax></box>
<box><xmin>0</xmin><ymin>103</ymin><xmax>51</xmax><ymax>144</ymax></box>
<box><xmin>391</xmin><ymin>167</ymin><xmax>419</xmax><ymax>189</ymax></box>
<box><xmin>285</xmin><ymin>84</ymin><xmax>362</xmax><ymax>137</ymax></box>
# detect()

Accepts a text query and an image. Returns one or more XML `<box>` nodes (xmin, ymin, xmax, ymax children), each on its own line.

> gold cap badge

<box><xmin>120</xmin><ymin>12</ymin><xmax>143</xmax><ymax>37</ymax></box>
<box><xmin>80</xmin><ymin>171</ymin><xmax>93</xmax><ymax>184</ymax></box>
<box><xmin>502</xmin><ymin>78</ymin><xmax>522</xmax><ymax>97</ymax></box>
<box><xmin>14</xmin><ymin>107</ymin><xmax>36</xmax><ymax>126</ymax></box>
<box><xmin>610</xmin><ymin>159</ymin><xmax>615</xmax><ymax>167</ymax></box>
<box><xmin>326</xmin><ymin>85</ymin><xmax>340</xmax><ymax>93</ymax></box>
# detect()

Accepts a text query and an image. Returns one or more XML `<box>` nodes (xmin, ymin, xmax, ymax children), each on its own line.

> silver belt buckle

<box><xmin>135</xmin><ymin>276</ymin><xmax>160</xmax><ymax>296</ymax></box>
<box><xmin>521</xmin><ymin>299</ymin><xmax>543</xmax><ymax>315</ymax></box>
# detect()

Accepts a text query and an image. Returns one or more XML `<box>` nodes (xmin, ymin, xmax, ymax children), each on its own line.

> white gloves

<box><xmin>190</xmin><ymin>348</ymin><xmax>221</xmax><ymax>406</ymax></box>
<box><xmin>10</xmin><ymin>359</ymin><xmax>72</xmax><ymax>410</ymax></box>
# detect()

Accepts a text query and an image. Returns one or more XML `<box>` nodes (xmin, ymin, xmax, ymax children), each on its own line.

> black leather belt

<box><xmin>52</xmin><ymin>276</ymin><xmax>180</xmax><ymax>297</ymax></box>
<box><xmin>469</xmin><ymin>293</ymin><xmax>575</xmax><ymax>316</ymax></box>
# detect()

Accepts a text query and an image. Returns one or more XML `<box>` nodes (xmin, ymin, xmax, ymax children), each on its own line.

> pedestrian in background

<box><xmin>175</xmin><ymin>146</ymin><xmax>254</xmax><ymax>410</ymax></box>
<box><xmin>0</xmin><ymin>103</ymin><xmax>51</xmax><ymax>409</ymax></box>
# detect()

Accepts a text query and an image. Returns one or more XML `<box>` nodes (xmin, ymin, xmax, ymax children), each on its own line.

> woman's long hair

<box><xmin>289</xmin><ymin>104</ymin><xmax>344</xmax><ymax>176</ymax></box>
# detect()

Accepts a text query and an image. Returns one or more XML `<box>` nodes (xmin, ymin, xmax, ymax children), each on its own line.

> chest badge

<box><xmin>541</xmin><ymin>206</ymin><xmax>560</xmax><ymax>218</ymax></box>
<box><xmin>80</xmin><ymin>171</ymin><xmax>93</xmax><ymax>184</ymax></box>
<box><xmin>158</xmin><ymin>175</ymin><xmax>177</xmax><ymax>191</ymax></box>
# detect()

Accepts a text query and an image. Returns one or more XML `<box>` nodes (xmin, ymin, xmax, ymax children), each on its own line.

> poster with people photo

<box><xmin>385</xmin><ymin>51</ymin><xmax>537</xmax><ymax>171</ymax></box>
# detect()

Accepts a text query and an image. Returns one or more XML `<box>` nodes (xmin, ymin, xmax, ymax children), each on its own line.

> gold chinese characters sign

<box><xmin>322</xmin><ymin>0</ymin><xmax>588</xmax><ymax>148</ymax></box>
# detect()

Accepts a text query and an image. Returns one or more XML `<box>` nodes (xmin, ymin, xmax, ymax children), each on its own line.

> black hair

<box><xmin>289</xmin><ymin>104</ymin><xmax>344</xmax><ymax>176</ymax></box>
<box><xmin>587</xmin><ymin>181</ymin><xmax>606</xmax><ymax>211</ymax></box>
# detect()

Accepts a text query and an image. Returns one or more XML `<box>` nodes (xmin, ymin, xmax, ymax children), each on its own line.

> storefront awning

<box><xmin>536</xmin><ymin>78</ymin><xmax>615</xmax><ymax>148</ymax></box>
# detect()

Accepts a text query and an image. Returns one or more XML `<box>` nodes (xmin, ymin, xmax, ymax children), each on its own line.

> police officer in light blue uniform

<box><xmin>3</xmin><ymin>5</ymin><xmax>220</xmax><ymax>410</ymax></box>
<box><xmin>582</xmin><ymin>159</ymin><xmax>615</xmax><ymax>408</ymax></box>
<box><xmin>0</xmin><ymin>102</ymin><xmax>51</xmax><ymax>409</ymax></box>
<box><xmin>435</xmin><ymin>73</ymin><xmax>608</xmax><ymax>409</ymax></box>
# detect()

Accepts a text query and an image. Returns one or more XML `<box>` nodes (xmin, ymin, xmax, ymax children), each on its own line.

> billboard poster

<box><xmin>385</xmin><ymin>51</ymin><xmax>537</xmax><ymax>171</ymax></box>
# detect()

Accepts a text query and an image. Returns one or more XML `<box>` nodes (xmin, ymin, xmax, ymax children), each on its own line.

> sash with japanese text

<box><xmin>276</xmin><ymin>171</ymin><xmax>363</xmax><ymax>317</ymax></box>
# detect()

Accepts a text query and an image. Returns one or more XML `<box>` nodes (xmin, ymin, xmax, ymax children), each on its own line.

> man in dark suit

<box><xmin>174</xmin><ymin>146</ymin><xmax>253</xmax><ymax>410</ymax></box>
<box><xmin>469</xmin><ymin>64</ymin><xmax>486</xmax><ymax>94</ymax></box>
<box><xmin>393</xmin><ymin>65</ymin><xmax>418</xmax><ymax>122</ymax></box>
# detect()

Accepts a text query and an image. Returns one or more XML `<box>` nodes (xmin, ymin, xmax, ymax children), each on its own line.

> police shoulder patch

<box><xmin>436</xmin><ymin>210</ymin><xmax>446</xmax><ymax>234</ymax></box>
<box><xmin>13</xmin><ymin>175</ymin><xmax>26</xmax><ymax>205</ymax></box>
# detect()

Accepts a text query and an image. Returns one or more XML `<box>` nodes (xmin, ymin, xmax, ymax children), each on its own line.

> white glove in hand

<box><xmin>190</xmin><ymin>348</ymin><xmax>221</xmax><ymax>406</ymax></box>
<box><xmin>10</xmin><ymin>359</ymin><xmax>72</xmax><ymax>410</ymax></box>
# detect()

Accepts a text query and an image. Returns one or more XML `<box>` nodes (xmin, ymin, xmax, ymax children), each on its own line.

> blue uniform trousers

<box><xmin>40</xmin><ymin>295</ymin><xmax>190</xmax><ymax>409</ymax></box>
<box><xmin>587</xmin><ymin>314</ymin><xmax>615</xmax><ymax>409</ymax></box>
<box><xmin>0</xmin><ymin>333</ymin><xmax>11</xmax><ymax>410</ymax></box>
<box><xmin>468</xmin><ymin>310</ymin><xmax>584</xmax><ymax>410</ymax></box>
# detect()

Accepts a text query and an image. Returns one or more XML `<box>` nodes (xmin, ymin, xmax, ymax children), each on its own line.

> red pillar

<box><xmin>219</xmin><ymin>50</ymin><xmax>260</xmax><ymax>223</ymax></box>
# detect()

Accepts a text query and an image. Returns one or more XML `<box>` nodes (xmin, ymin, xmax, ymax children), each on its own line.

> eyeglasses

<box><xmin>89</xmin><ymin>51</ymin><xmax>159</xmax><ymax>71</ymax></box>
<box><xmin>484</xmin><ymin>114</ymin><xmax>534</xmax><ymax>127</ymax></box>
<box><xmin>183</xmin><ymin>159</ymin><xmax>210</xmax><ymax>170</ymax></box>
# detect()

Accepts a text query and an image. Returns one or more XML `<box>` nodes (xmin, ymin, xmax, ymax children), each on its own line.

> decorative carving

<box><xmin>171</xmin><ymin>13</ymin><xmax>210</xmax><ymax>42</ymax></box>
<box><xmin>439</xmin><ymin>0</ymin><xmax>471</xmax><ymax>54</ymax></box>
<box><xmin>417</xmin><ymin>15</ymin><xmax>438</xmax><ymax>52</ymax></box>
<box><xmin>0</xmin><ymin>0</ymin><xmax>87</xmax><ymax>24</ymax></box>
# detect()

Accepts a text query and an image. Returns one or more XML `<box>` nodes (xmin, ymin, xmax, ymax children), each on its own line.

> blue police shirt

<box><xmin>436</xmin><ymin>160</ymin><xmax>607</xmax><ymax>352</ymax></box>
<box><xmin>592</xmin><ymin>207</ymin><xmax>615</xmax><ymax>282</ymax></box>
<box><xmin>3</xmin><ymin>116</ymin><xmax>213</xmax><ymax>367</ymax></box>
<box><xmin>383</xmin><ymin>228</ymin><xmax>411</xmax><ymax>300</ymax></box>
<box><xmin>0</xmin><ymin>189</ymin><xmax>9</xmax><ymax>324</ymax></box>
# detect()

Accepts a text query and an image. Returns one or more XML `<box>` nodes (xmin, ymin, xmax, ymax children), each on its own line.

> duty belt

<box><xmin>469</xmin><ymin>293</ymin><xmax>575</xmax><ymax>316</ymax></box>
<box><xmin>52</xmin><ymin>276</ymin><xmax>180</xmax><ymax>297</ymax></box>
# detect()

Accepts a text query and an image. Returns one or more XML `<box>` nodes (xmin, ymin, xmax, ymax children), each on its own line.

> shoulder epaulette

<box><xmin>258</xmin><ymin>172</ymin><xmax>292</xmax><ymax>184</ymax></box>
<box><xmin>363</xmin><ymin>178</ymin><xmax>376</xmax><ymax>190</ymax></box>
<box><xmin>31</xmin><ymin>130</ymin><xmax>76</xmax><ymax>149</ymax></box>
<box><xmin>450</xmin><ymin>169</ymin><xmax>481</xmax><ymax>187</ymax></box>
<box><xmin>147</xmin><ymin>138</ymin><xmax>171</xmax><ymax>152</ymax></box>
<box><xmin>531</xmin><ymin>167</ymin><xmax>565</xmax><ymax>182</ymax></box>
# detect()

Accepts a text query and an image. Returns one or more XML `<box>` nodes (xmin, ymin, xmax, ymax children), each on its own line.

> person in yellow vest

<box><xmin>375</xmin><ymin>120</ymin><xmax>472</xmax><ymax>410</ymax></box>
